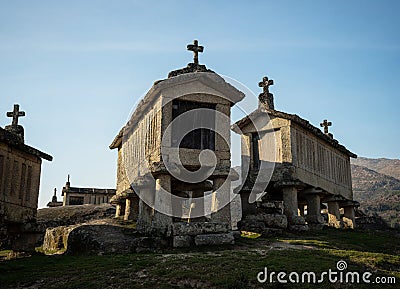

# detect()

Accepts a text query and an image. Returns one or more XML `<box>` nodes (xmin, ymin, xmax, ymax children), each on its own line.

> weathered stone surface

<box><xmin>194</xmin><ymin>232</ymin><xmax>234</xmax><ymax>246</ymax></box>
<box><xmin>43</xmin><ymin>225</ymin><xmax>78</xmax><ymax>252</ymax></box>
<box><xmin>244</xmin><ymin>213</ymin><xmax>287</xmax><ymax>229</ymax></box>
<box><xmin>37</xmin><ymin>204</ymin><xmax>116</xmax><ymax>229</ymax></box>
<box><xmin>288</xmin><ymin>224</ymin><xmax>309</xmax><ymax>232</ymax></box>
<box><xmin>172</xmin><ymin>222</ymin><xmax>229</xmax><ymax>236</ymax></box>
<box><xmin>65</xmin><ymin>223</ymin><xmax>137</xmax><ymax>255</ymax></box>
<box><xmin>173</xmin><ymin>235</ymin><xmax>193</xmax><ymax>248</ymax></box>
<box><xmin>291</xmin><ymin>216</ymin><xmax>306</xmax><ymax>225</ymax></box>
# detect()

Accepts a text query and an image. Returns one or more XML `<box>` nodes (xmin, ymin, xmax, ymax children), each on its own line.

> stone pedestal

<box><xmin>327</xmin><ymin>201</ymin><xmax>342</xmax><ymax>228</ymax></box>
<box><xmin>124</xmin><ymin>196</ymin><xmax>139</xmax><ymax>221</ymax></box>
<box><xmin>298</xmin><ymin>204</ymin><xmax>305</xmax><ymax>217</ymax></box>
<box><xmin>282</xmin><ymin>186</ymin><xmax>298</xmax><ymax>223</ymax></box>
<box><xmin>190</xmin><ymin>189</ymin><xmax>205</xmax><ymax>222</ymax></box>
<box><xmin>115</xmin><ymin>204</ymin><xmax>122</xmax><ymax>218</ymax></box>
<box><xmin>306</xmin><ymin>194</ymin><xmax>325</xmax><ymax>229</ymax></box>
<box><xmin>343</xmin><ymin>206</ymin><xmax>356</xmax><ymax>229</ymax></box>
<box><xmin>136</xmin><ymin>185</ymin><xmax>155</xmax><ymax>232</ymax></box>
<box><xmin>153</xmin><ymin>174</ymin><xmax>173</xmax><ymax>235</ymax></box>
<box><xmin>211</xmin><ymin>177</ymin><xmax>231</xmax><ymax>227</ymax></box>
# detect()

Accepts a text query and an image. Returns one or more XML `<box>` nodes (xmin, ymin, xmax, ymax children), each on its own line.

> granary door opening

<box><xmin>171</xmin><ymin>99</ymin><xmax>216</xmax><ymax>150</ymax></box>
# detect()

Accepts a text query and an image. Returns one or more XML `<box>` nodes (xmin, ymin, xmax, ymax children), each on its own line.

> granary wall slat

<box><xmin>291</xmin><ymin>125</ymin><xmax>352</xmax><ymax>194</ymax></box>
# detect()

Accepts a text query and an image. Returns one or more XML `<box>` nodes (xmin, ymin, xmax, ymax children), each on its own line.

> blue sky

<box><xmin>0</xmin><ymin>0</ymin><xmax>399</xmax><ymax>208</ymax></box>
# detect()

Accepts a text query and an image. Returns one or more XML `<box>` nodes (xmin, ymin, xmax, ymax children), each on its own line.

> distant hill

<box><xmin>352</xmin><ymin>157</ymin><xmax>400</xmax><ymax>180</ymax></box>
<box><xmin>351</xmin><ymin>164</ymin><xmax>400</xmax><ymax>200</ymax></box>
<box><xmin>351</xmin><ymin>159</ymin><xmax>400</xmax><ymax>229</ymax></box>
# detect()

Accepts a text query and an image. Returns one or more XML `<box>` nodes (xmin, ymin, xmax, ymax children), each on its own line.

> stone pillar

<box><xmin>343</xmin><ymin>206</ymin><xmax>356</xmax><ymax>229</ymax></box>
<box><xmin>282</xmin><ymin>186</ymin><xmax>298</xmax><ymax>223</ymax></box>
<box><xmin>327</xmin><ymin>201</ymin><xmax>342</xmax><ymax>228</ymax></box>
<box><xmin>153</xmin><ymin>174</ymin><xmax>173</xmax><ymax>235</ymax></box>
<box><xmin>124</xmin><ymin>198</ymin><xmax>133</xmax><ymax>220</ymax></box>
<box><xmin>115</xmin><ymin>204</ymin><xmax>122</xmax><ymax>218</ymax></box>
<box><xmin>190</xmin><ymin>189</ymin><xmax>205</xmax><ymax>222</ymax></box>
<box><xmin>298</xmin><ymin>204</ymin><xmax>305</xmax><ymax>217</ymax></box>
<box><xmin>211</xmin><ymin>177</ymin><xmax>231</xmax><ymax>227</ymax></box>
<box><xmin>306</xmin><ymin>194</ymin><xmax>325</xmax><ymax>229</ymax></box>
<box><xmin>137</xmin><ymin>184</ymin><xmax>155</xmax><ymax>232</ymax></box>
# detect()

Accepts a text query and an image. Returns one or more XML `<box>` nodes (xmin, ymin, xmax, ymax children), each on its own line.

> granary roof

<box><xmin>233</xmin><ymin>108</ymin><xmax>357</xmax><ymax>158</ymax></box>
<box><xmin>62</xmin><ymin>186</ymin><xmax>116</xmax><ymax>196</ymax></box>
<box><xmin>0</xmin><ymin>127</ymin><xmax>53</xmax><ymax>161</ymax></box>
<box><xmin>110</xmin><ymin>71</ymin><xmax>245</xmax><ymax>150</ymax></box>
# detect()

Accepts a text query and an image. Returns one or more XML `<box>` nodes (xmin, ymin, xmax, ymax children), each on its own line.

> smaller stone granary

<box><xmin>61</xmin><ymin>175</ymin><xmax>116</xmax><ymax>206</ymax></box>
<box><xmin>110</xmin><ymin>40</ymin><xmax>243</xmax><ymax>246</ymax></box>
<box><xmin>233</xmin><ymin>76</ymin><xmax>358</xmax><ymax>231</ymax></box>
<box><xmin>0</xmin><ymin>104</ymin><xmax>52</xmax><ymax>249</ymax></box>
<box><xmin>46</xmin><ymin>188</ymin><xmax>63</xmax><ymax>207</ymax></box>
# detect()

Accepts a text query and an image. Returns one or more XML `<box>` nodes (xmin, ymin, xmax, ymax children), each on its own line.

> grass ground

<box><xmin>0</xmin><ymin>228</ymin><xmax>399</xmax><ymax>288</ymax></box>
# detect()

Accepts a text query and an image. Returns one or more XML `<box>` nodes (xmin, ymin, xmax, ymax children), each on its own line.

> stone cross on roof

<box><xmin>258</xmin><ymin>76</ymin><xmax>275</xmax><ymax>110</ymax></box>
<box><xmin>320</xmin><ymin>119</ymin><xmax>332</xmax><ymax>134</ymax></box>
<box><xmin>258</xmin><ymin>76</ymin><xmax>274</xmax><ymax>94</ymax></box>
<box><xmin>6</xmin><ymin>104</ymin><xmax>25</xmax><ymax>129</ymax></box>
<box><xmin>187</xmin><ymin>40</ymin><xmax>204</xmax><ymax>65</ymax></box>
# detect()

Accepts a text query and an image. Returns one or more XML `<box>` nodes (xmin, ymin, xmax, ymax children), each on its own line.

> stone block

<box><xmin>172</xmin><ymin>222</ymin><xmax>229</xmax><ymax>236</ymax></box>
<box><xmin>173</xmin><ymin>235</ymin><xmax>193</xmax><ymax>248</ymax></box>
<box><xmin>288</xmin><ymin>224</ymin><xmax>309</xmax><ymax>232</ymax></box>
<box><xmin>194</xmin><ymin>232</ymin><xmax>235</xmax><ymax>246</ymax></box>
<box><xmin>244</xmin><ymin>213</ymin><xmax>287</xmax><ymax>229</ymax></box>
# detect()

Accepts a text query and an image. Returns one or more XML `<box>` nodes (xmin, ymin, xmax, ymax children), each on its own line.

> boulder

<box><xmin>43</xmin><ymin>225</ymin><xmax>78</xmax><ymax>252</ymax></box>
<box><xmin>65</xmin><ymin>223</ymin><xmax>137</xmax><ymax>255</ymax></box>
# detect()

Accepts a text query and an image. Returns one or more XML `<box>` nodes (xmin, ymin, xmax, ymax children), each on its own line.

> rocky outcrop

<box><xmin>37</xmin><ymin>204</ymin><xmax>116</xmax><ymax>229</ymax></box>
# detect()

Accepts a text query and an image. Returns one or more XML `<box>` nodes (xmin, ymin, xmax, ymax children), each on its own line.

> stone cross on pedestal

<box><xmin>6</xmin><ymin>104</ymin><xmax>25</xmax><ymax>129</ymax></box>
<box><xmin>187</xmin><ymin>40</ymin><xmax>204</xmax><ymax>65</ymax></box>
<box><xmin>5</xmin><ymin>104</ymin><xmax>25</xmax><ymax>142</ymax></box>
<box><xmin>258</xmin><ymin>76</ymin><xmax>274</xmax><ymax>94</ymax></box>
<box><xmin>258</xmin><ymin>76</ymin><xmax>275</xmax><ymax>110</ymax></box>
<box><xmin>320</xmin><ymin>119</ymin><xmax>332</xmax><ymax>134</ymax></box>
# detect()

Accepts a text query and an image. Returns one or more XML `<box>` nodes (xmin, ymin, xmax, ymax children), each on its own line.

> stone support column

<box><xmin>343</xmin><ymin>206</ymin><xmax>356</xmax><ymax>229</ymax></box>
<box><xmin>115</xmin><ymin>204</ymin><xmax>122</xmax><ymax>218</ymax></box>
<box><xmin>153</xmin><ymin>174</ymin><xmax>173</xmax><ymax>234</ymax></box>
<box><xmin>298</xmin><ymin>204</ymin><xmax>305</xmax><ymax>217</ymax></box>
<box><xmin>211</xmin><ymin>177</ymin><xmax>231</xmax><ymax>227</ymax></box>
<box><xmin>137</xmin><ymin>183</ymin><xmax>155</xmax><ymax>232</ymax></box>
<box><xmin>327</xmin><ymin>201</ymin><xmax>342</xmax><ymax>228</ymax></box>
<box><xmin>306</xmin><ymin>194</ymin><xmax>324</xmax><ymax>223</ymax></box>
<box><xmin>282</xmin><ymin>186</ymin><xmax>298</xmax><ymax>223</ymax></box>
<box><xmin>190</xmin><ymin>189</ymin><xmax>205</xmax><ymax>222</ymax></box>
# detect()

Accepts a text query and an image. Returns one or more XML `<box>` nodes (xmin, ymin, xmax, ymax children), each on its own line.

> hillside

<box><xmin>352</xmin><ymin>157</ymin><xmax>400</xmax><ymax>180</ymax></box>
<box><xmin>351</xmin><ymin>164</ymin><xmax>400</xmax><ymax>201</ymax></box>
<box><xmin>350</xmin><ymin>161</ymin><xmax>400</xmax><ymax>229</ymax></box>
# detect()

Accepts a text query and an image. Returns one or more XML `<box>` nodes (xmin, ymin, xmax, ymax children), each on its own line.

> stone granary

<box><xmin>0</xmin><ymin>104</ymin><xmax>52</xmax><ymax>250</ymax></box>
<box><xmin>46</xmin><ymin>188</ymin><xmax>63</xmax><ymax>207</ymax></box>
<box><xmin>110</xmin><ymin>40</ymin><xmax>243</xmax><ymax>246</ymax></box>
<box><xmin>233</xmin><ymin>76</ymin><xmax>358</xmax><ymax>232</ymax></box>
<box><xmin>61</xmin><ymin>175</ymin><xmax>116</xmax><ymax>206</ymax></box>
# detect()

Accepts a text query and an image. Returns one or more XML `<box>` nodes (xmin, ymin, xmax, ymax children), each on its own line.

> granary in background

<box><xmin>233</xmin><ymin>76</ymin><xmax>359</xmax><ymax>230</ymax></box>
<box><xmin>60</xmin><ymin>175</ymin><xmax>116</xmax><ymax>206</ymax></box>
<box><xmin>110</xmin><ymin>40</ymin><xmax>243</xmax><ymax>246</ymax></box>
<box><xmin>0</xmin><ymin>104</ymin><xmax>52</xmax><ymax>250</ymax></box>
